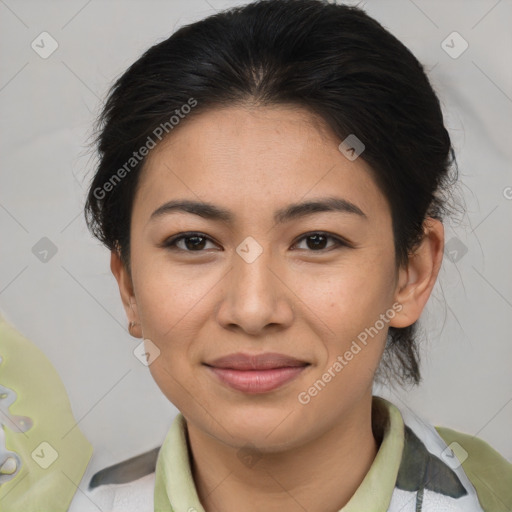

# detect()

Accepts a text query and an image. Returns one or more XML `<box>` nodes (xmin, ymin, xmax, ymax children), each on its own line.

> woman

<box><xmin>73</xmin><ymin>0</ymin><xmax>511</xmax><ymax>510</ymax></box>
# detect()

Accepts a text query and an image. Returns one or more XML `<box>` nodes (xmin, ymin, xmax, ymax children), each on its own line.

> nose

<box><xmin>215</xmin><ymin>244</ymin><xmax>294</xmax><ymax>336</ymax></box>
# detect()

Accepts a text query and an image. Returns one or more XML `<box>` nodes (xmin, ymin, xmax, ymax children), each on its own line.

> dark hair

<box><xmin>84</xmin><ymin>0</ymin><xmax>458</xmax><ymax>388</ymax></box>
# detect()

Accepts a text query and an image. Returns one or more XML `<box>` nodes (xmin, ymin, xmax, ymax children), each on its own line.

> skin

<box><xmin>111</xmin><ymin>105</ymin><xmax>444</xmax><ymax>512</ymax></box>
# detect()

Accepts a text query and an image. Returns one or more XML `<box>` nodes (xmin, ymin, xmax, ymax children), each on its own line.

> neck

<box><xmin>186</xmin><ymin>393</ymin><xmax>381</xmax><ymax>512</ymax></box>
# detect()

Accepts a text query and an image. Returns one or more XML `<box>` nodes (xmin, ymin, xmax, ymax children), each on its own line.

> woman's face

<box><xmin>124</xmin><ymin>105</ymin><xmax>402</xmax><ymax>451</ymax></box>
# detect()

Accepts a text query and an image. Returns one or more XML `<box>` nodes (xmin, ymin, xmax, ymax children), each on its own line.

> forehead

<box><xmin>133</xmin><ymin>105</ymin><xmax>389</xmax><ymax>225</ymax></box>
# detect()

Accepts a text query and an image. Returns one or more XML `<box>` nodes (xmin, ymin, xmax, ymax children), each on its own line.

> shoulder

<box><xmin>68</xmin><ymin>447</ymin><xmax>160</xmax><ymax>512</ymax></box>
<box><xmin>435</xmin><ymin>426</ymin><xmax>512</xmax><ymax>512</ymax></box>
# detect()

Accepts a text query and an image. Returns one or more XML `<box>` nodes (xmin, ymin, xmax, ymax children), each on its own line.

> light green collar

<box><xmin>154</xmin><ymin>396</ymin><xmax>405</xmax><ymax>511</ymax></box>
<box><xmin>341</xmin><ymin>396</ymin><xmax>405</xmax><ymax>511</ymax></box>
<box><xmin>154</xmin><ymin>412</ymin><xmax>203</xmax><ymax>512</ymax></box>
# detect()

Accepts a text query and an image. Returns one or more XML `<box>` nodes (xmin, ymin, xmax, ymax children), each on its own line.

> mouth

<box><xmin>203</xmin><ymin>352</ymin><xmax>310</xmax><ymax>394</ymax></box>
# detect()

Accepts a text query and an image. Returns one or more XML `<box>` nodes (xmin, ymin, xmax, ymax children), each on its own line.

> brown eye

<box><xmin>163</xmin><ymin>233</ymin><xmax>218</xmax><ymax>252</ymax></box>
<box><xmin>293</xmin><ymin>232</ymin><xmax>348</xmax><ymax>251</ymax></box>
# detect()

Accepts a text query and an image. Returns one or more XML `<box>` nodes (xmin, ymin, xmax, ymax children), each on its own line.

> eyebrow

<box><xmin>149</xmin><ymin>196</ymin><xmax>367</xmax><ymax>225</ymax></box>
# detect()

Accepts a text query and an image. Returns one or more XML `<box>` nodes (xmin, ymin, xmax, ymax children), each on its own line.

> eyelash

<box><xmin>161</xmin><ymin>231</ymin><xmax>351</xmax><ymax>253</ymax></box>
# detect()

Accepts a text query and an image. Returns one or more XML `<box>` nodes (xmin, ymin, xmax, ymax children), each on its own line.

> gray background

<box><xmin>1</xmin><ymin>0</ymin><xmax>511</xmax><ymax>480</ymax></box>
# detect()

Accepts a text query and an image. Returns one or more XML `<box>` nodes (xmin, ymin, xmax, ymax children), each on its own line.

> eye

<box><xmin>161</xmin><ymin>231</ymin><xmax>350</xmax><ymax>253</ymax></box>
<box><xmin>162</xmin><ymin>232</ymin><xmax>219</xmax><ymax>252</ymax></box>
<box><xmin>292</xmin><ymin>232</ymin><xmax>349</xmax><ymax>252</ymax></box>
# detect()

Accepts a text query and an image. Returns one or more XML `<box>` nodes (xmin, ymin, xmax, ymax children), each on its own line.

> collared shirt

<box><xmin>153</xmin><ymin>396</ymin><xmax>404</xmax><ymax>511</ymax></box>
<box><xmin>68</xmin><ymin>396</ymin><xmax>512</xmax><ymax>512</ymax></box>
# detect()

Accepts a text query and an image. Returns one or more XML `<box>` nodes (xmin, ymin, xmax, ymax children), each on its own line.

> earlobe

<box><xmin>389</xmin><ymin>218</ymin><xmax>444</xmax><ymax>329</ymax></box>
<box><xmin>110</xmin><ymin>249</ymin><xmax>143</xmax><ymax>338</ymax></box>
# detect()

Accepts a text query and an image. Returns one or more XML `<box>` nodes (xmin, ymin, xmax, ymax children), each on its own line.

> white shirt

<box><xmin>67</xmin><ymin>452</ymin><xmax>156</xmax><ymax>512</ymax></box>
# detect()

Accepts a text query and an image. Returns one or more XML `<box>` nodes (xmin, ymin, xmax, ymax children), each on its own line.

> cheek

<box><xmin>295</xmin><ymin>252</ymin><xmax>396</xmax><ymax>383</ymax></box>
<box><xmin>131</xmin><ymin>246</ymin><xmax>217</xmax><ymax>340</ymax></box>
<box><xmin>295</xmin><ymin>277</ymin><xmax>392</xmax><ymax>419</ymax></box>
<box><xmin>146</xmin><ymin>359</ymin><xmax>195</xmax><ymax>415</ymax></box>
<box><xmin>130</xmin><ymin>252</ymin><xmax>223</xmax><ymax>392</ymax></box>
<box><xmin>299</xmin><ymin>253</ymin><xmax>396</xmax><ymax>332</ymax></box>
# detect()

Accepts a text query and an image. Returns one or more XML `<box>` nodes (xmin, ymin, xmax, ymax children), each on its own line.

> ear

<box><xmin>110</xmin><ymin>249</ymin><xmax>143</xmax><ymax>338</ymax></box>
<box><xmin>389</xmin><ymin>218</ymin><xmax>444</xmax><ymax>328</ymax></box>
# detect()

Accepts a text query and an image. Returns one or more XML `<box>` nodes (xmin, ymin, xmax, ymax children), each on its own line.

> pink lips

<box><xmin>204</xmin><ymin>352</ymin><xmax>309</xmax><ymax>394</ymax></box>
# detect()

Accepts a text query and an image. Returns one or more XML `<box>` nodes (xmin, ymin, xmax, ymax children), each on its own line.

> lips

<box><xmin>204</xmin><ymin>352</ymin><xmax>310</xmax><ymax>393</ymax></box>
<box><xmin>205</xmin><ymin>352</ymin><xmax>309</xmax><ymax>370</ymax></box>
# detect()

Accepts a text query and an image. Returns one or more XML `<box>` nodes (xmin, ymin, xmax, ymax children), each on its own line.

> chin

<box><xmin>213</xmin><ymin>404</ymin><xmax>304</xmax><ymax>448</ymax></box>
